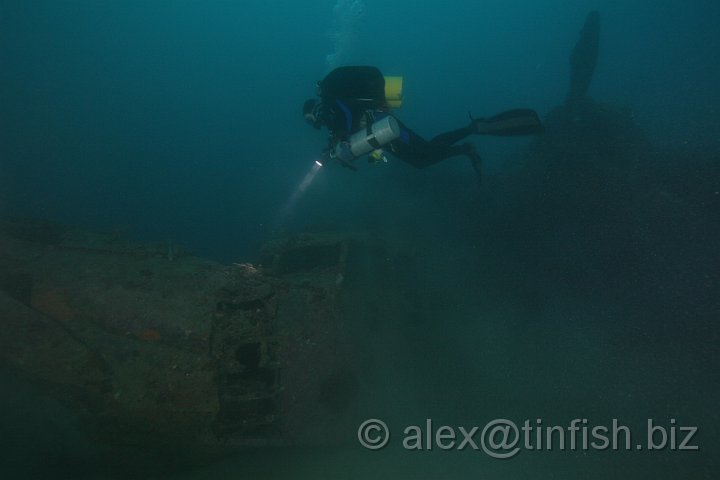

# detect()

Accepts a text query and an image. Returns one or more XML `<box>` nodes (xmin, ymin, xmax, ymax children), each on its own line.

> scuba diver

<box><xmin>303</xmin><ymin>66</ymin><xmax>544</xmax><ymax>184</ymax></box>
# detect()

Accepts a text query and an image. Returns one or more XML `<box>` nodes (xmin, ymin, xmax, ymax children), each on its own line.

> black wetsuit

<box><xmin>388</xmin><ymin>121</ymin><xmax>476</xmax><ymax>168</ymax></box>
<box><xmin>316</xmin><ymin>66</ymin><xmax>477</xmax><ymax>168</ymax></box>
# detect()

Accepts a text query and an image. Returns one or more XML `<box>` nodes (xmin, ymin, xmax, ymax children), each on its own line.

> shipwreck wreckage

<box><xmin>0</xmin><ymin>218</ymin><xmax>418</xmax><ymax>453</ymax></box>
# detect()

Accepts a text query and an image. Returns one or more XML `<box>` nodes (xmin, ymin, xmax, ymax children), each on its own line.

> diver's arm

<box><xmin>323</xmin><ymin>133</ymin><xmax>358</xmax><ymax>171</ymax></box>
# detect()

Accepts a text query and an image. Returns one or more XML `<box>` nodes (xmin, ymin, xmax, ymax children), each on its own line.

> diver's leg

<box><xmin>391</xmin><ymin>121</ymin><xmax>482</xmax><ymax>181</ymax></box>
<box><xmin>429</xmin><ymin>107</ymin><xmax>546</xmax><ymax>144</ymax></box>
<box><xmin>390</xmin><ymin>121</ymin><xmax>475</xmax><ymax>166</ymax></box>
<box><xmin>427</xmin><ymin>126</ymin><xmax>476</xmax><ymax>149</ymax></box>
<box><xmin>390</xmin><ymin>122</ymin><xmax>443</xmax><ymax>168</ymax></box>
<box><xmin>427</xmin><ymin>112</ymin><xmax>544</xmax><ymax>145</ymax></box>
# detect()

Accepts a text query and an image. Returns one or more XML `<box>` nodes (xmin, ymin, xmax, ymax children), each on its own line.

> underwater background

<box><xmin>1</xmin><ymin>0</ymin><xmax>718</xmax><ymax>478</ymax></box>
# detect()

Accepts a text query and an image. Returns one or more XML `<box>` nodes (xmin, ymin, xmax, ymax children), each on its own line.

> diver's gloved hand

<box><xmin>323</xmin><ymin>144</ymin><xmax>358</xmax><ymax>171</ymax></box>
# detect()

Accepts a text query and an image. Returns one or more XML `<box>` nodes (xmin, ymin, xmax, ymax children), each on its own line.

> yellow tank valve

<box><xmin>368</xmin><ymin>149</ymin><xmax>388</xmax><ymax>164</ymax></box>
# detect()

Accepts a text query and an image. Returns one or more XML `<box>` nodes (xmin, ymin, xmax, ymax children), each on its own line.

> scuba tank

<box><xmin>332</xmin><ymin>116</ymin><xmax>400</xmax><ymax>163</ymax></box>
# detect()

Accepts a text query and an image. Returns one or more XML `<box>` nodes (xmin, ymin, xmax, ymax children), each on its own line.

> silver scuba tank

<box><xmin>333</xmin><ymin>116</ymin><xmax>400</xmax><ymax>162</ymax></box>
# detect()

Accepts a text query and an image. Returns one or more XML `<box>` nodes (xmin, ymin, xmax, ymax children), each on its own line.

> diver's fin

<box><xmin>472</xmin><ymin>109</ymin><xmax>544</xmax><ymax>136</ymax></box>
<box><xmin>467</xmin><ymin>146</ymin><xmax>483</xmax><ymax>186</ymax></box>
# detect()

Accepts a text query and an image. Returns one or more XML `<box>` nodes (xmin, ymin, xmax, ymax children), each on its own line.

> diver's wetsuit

<box><xmin>388</xmin><ymin>120</ymin><xmax>477</xmax><ymax>168</ymax></box>
<box><xmin>315</xmin><ymin>66</ymin><xmax>479</xmax><ymax>168</ymax></box>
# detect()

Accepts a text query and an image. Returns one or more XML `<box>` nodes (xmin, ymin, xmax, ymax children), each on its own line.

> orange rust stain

<box><xmin>135</xmin><ymin>329</ymin><xmax>161</xmax><ymax>342</ymax></box>
<box><xmin>31</xmin><ymin>289</ymin><xmax>77</xmax><ymax>322</ymax></box>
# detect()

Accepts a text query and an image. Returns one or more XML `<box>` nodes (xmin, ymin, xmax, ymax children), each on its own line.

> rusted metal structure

<box><xmin>0</xmin><ymin>220</ymin><xmax>406</xmax><ymax>453</ymax></box>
